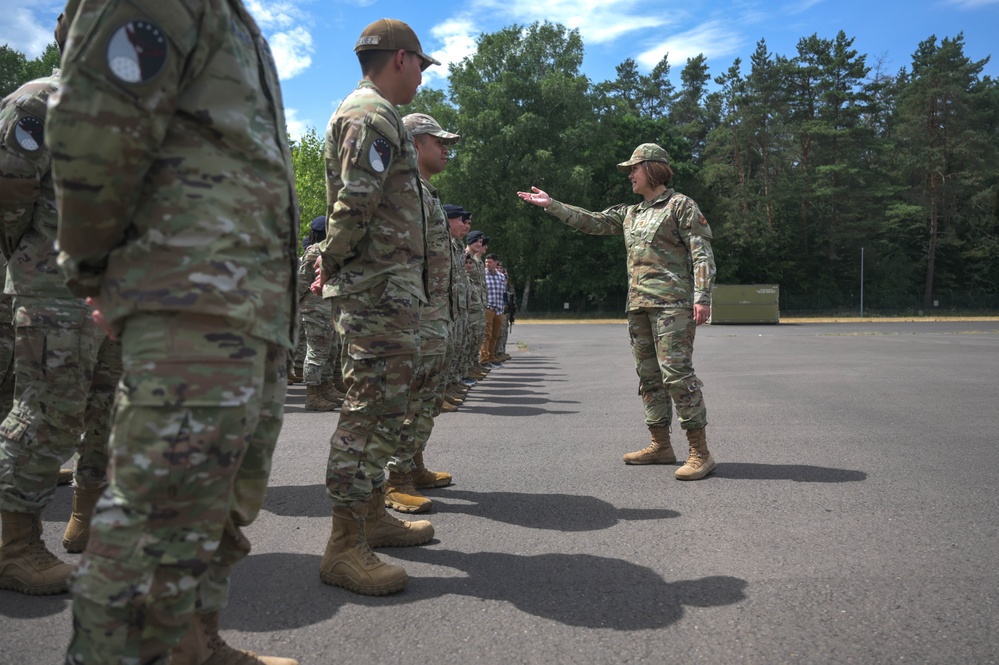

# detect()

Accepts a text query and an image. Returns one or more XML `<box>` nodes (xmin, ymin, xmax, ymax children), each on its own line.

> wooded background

<box><xmin>8</xmin><ymin>22</ymin><xmax>996</xmax><ymax>315</ymax></box>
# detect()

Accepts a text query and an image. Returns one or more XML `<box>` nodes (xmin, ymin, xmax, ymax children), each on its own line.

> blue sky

<box><xmin>5</xmin><ymin>0</ymin><xmax>998</xmax><ymax>140</ymax></box>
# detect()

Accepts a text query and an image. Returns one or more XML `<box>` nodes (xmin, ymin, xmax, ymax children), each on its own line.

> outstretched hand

<box><xmin>517</xmin><ymin>186</ymin><xmax>551</xmax><ymax>208</ymax></box>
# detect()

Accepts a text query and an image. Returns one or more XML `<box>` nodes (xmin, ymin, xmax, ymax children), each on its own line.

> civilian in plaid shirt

<box><xmin>480</xmin><ymin>253</ymin><xmax>508</xmax><ymax>364</ymax></box>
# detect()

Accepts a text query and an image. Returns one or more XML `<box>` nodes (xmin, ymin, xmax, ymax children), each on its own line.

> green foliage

<box><xmin>289</xmin><ymin>126</ymin><xmax>326</xmax><ymax>251</ymax></box>
<box><xmin>1</xmin><ymin>43</ymin><xmax>60</xmax><ymax>97</ymax></box>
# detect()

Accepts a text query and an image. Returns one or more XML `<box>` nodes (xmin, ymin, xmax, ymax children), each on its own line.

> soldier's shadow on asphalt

<box><xmin>225</xmin><ymin>550</ymin><xmax>746</xmax><ymax>632</ymax></box>
<box><xmin>262</xmin><ymin>485</ymin><xmax>677</xmax><ymax>529</ymax></box>
<box><xmin>427</xmin><ymin>489</ymin><xmax>679</xmax><ymax>531</ymax></box>
<box><xmin>713</xmin><ymin>463</ymin><xmax>867</xmax><ymax>483</ymax></box>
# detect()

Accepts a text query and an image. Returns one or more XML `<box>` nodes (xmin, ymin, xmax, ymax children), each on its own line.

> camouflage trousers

<box><xmin>67</xmin><ymin>313</ymin><xmax>287</xmax><ymax>665</ymax></box>
<box><xmin>0</xmin><ymin>293</ymin><xmax>14</xmax><ymax>409</ymax></box>
<box><xmin>386</xmin><ymin>316</ymin><xmax>450</xmax><ymax>474</ymax></box>
<box><xmin>446</xmin><ymin>311</ymin><xmax>468</xmax><ymax>388</ymax></box>
<box><xmin>496</xmin><ymin>312</ymin><xmax>510</xmax><ymax>355</ymax></box>
<box><xmin>627</xmin><ymin>307</ymin><xmax>707</xmax><ymax>430</ymax></box>
<box><xmin>464</xmin><ymin>309</ymin><xmax>486</xmax><ymax>372</ymax></box>
<box><xmin>326</xmin><ymin>281</ymin><xmax>419</xmax><ymax>506</ymax></box>
<box><xmin>0</xmin><ymin>298</ymin><xmax>117</xmax><ymax>513</ymax></box>
<box><xmin>302</xmin><ymin>306</ymin><xmax>338</xmax><ymax>386</ymax></box>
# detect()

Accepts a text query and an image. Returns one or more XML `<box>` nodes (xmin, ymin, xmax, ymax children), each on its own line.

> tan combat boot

<box><xmin>0</xmin><ymin>511</ymin><xmax>74</xmax><ymax>595</ymax></box>
<box><xmin>675</xmin><ymin>428</ymin><xmax>716</xmax><ymax>480</ymax></box>
<box><xmin>63</xmin><ymin>485</ymin><xmax>104</xmax><ymax>553</ymax></box>
<box><xmin>319</xmin><ymin>506</ymin><xmax>407</xmax><ymax>595</ymax></box>
<box><xmin>304</xmin><ymin>384</ymin><xmax>337</xmax><ymax>412</ymax></box>
<box><xmin>320</xmin><ymin>381</ymin><xmax>345</xmax><ymax>406</ymax></box>
<box><xmin>364</xmin><ymin>487</ymin><xmax>434</xmax><ymax>548</ymax></box>
<box><xmin>57</xmin><ymin>468</ymin><xmax>75</xmax><ymax>486</ymax></box>
<box><xmin>440</xmin><ymin>401</ymin><xmax>459</xmax><ymax>413</ymax></box>
<box><xmin>444</xmin><ymin>393</ymin><xmax>463</xmax><ymax>406</ymax></box>
<box><xmin>170</xmin><ymin>609</ymin><xmax>298</xmax><ymax>665</ymax></box>
<box><xmin>385</xmin><ymin>471</ymin><xmax>432</xmax><ymax>513</ymax></box>
<box><xmin>623</xmin><ymin>425</ymin><xmax>676</xmax><ymax>465</ymax></box>
<box><xmin>411</xmin><ymin>452</ymin><xmax>452</xmax><ymax>489</ymax></box>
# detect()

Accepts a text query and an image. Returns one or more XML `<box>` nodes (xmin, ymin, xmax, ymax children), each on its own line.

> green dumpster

<box><xmin>710</xmin><ymin>285</ymin><xmax>779</xmax><ymax>324</ymax></box>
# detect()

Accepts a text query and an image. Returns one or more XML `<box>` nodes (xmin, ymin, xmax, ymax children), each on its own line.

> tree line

<box><xmin>374</xmin><ymin>23</ymin><xmax>996</xmax><ymax>314</ymax></box>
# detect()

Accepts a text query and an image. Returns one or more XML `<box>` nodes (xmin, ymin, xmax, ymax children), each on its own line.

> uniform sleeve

<box><xmin>47</xmin><ymin>0</ymin><xmax>203</xmax><ymax>296</ymax></box>
<box><xmin>674</xmin><ymin>196</ymin><xmax>716</xmax><ymax>305</ymax></box>
<box><xmin>0</xmin><ymin>85</ymin><xmax>53</xmax><ymax>260</ymax></box>
<box><xmin>545</xmin><ymin>199</ymin><xmax>627</xmax><ymax>235</ymax></box>
<box><xmin>318</xmin><ymin>108</ymin><xmax>400</xmax><ymax>275</ymax></box>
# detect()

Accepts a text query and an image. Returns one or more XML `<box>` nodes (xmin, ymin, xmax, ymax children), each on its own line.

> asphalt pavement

<box><xmin>3</xmin><ymin>320</ymin><xmax>999</xmax><ymax>664</ymax></box>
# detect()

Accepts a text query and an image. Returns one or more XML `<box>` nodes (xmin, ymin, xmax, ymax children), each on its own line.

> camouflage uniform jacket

<box><xmin>0</xmin><ymin>73</ymin><xmax>75</xmax><ymax>298</ymax></box>
<box><xmin>467</xmin><ymin>253</ymin><xmax>486</xmax><ymax>313</ymax></box>
<box><xmin>420</xmin><ymin>179</ymin><xmax>452</xmax><ymax>322</ymax></box>
<box><xmin>298</xmin><ymin>242</ymin><xmax>331</xmax><ymax>326</ymax></box>
<box><xmin>546</xmin><ymin>189</ymin><xmax>716</xmax><ymax>310</ymax></box>
<box><xmin>48</xmin><ymin>0</ymin><xmax>299</xmax><ymax>348</ymax></box>
<box><xmin>320</xmin><ymin>80</ymin><xmax>427</xmax><ymax>304</ymax></box>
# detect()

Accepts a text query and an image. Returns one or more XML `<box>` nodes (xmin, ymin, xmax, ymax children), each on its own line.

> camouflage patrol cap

<box><xmin>404</xmin><ymin>113</ymin><xmax>459</xmax><ymax>144</ymax></box>
<box><xmin>617</xmin><ymin>143</ymin><xmax>671</xmax><ymax>174</ymax></box>
<box><xmin>355</xmin><ymin>19</ymin><xmax>441</xmax><ymax>71</ymax></box>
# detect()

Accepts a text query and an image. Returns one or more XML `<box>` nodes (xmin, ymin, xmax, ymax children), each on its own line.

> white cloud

<box><xmin>469</xmin><ymin>0</ymin><xmax>669</xmax><ymax>44</ymax></box>
<box><xmin>270</xmin><ymin>26</ymin><xmax>314</xmax><ymax>79</ymax></box>
<box><xmin>636</xmin><ymin>20</ymin><xmax>746</xmax><ymax>69</ymax></box>
<box><xmin>284</xmin><ymin>108</ymin><xmax>310</xmax><ymax>141</ymax></box>
<box><xmin>0</xmin><ymin>6</ymin><xmax>60</xmax><ymax>58</ymax></box>
<box><xmin>245</xmin><ymin>0</ymin><xmax>302</xmax><ymax>29</ymax></box>
<box><xmin>424</xmin><ymin>17</ymin><xmax>480</xmax><ymax>83</ymax></box>
<box><xmin>783</xmin><ymin>0</ymin><xmax>825</xmax><ymax>14</ymax></box>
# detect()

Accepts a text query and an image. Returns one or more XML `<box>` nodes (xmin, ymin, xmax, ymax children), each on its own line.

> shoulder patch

<box><xmin>368</xmin><ymin>138</ymin><xmax>392</xmax><ymax>173</ymax></box>
<box><xmin>106</xmin><ymin>20</ymin><xmax>167</xmax><ymax>84</ymax></box>
<box><xmin>14</xmin><ymin>115</ymin><xmax>44</xmax><ymax>152</ymax></box>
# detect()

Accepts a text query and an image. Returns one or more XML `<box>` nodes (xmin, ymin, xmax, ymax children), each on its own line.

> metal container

<box><xmin>710</xmin><ymin>285</ymin><xmax>780</xmax><ymax>324</ymax></box>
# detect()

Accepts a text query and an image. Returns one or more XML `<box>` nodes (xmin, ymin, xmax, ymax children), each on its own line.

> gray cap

<box><xmin>616</xmin><ymin>143</ymin><xmax>671</xmax><ymax>174</ymax></box>
<box><xmin>404</xmin><ymin>113</ymin><xmax>459</xmax><ymax>144</ymax></box>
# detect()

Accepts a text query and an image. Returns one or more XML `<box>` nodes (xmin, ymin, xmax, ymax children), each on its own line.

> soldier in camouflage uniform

<box><xmin>440</xmin><ymin>205</ymin><xmax>472</xmax><ymax>411</ymax></box>
<box><xmin>0</xmin><ymin>268</ymin><xmax>14</xmax><ymax>408</ymax></box>
<box><xmin>382</xmin><ymin>113</ymin><xmax>458</xmax><ymax>514</ymax></box>
<box><xmin>464</xmin><ymin>230</ymin><xmax>489</xmax><ymax>380</ymax></box>
<box><xmin>299</xmin><ymin>216</ymin><xmax>341</xmax><ymax>412</ymax></box>
<box><xmin>519</xmin><ymin>143</ymin><xmax>718</xmax><ymax>481</ymax></box>
<box><xmin>313</xmin><ymin>19</ymin><xmax>437</xmax><ymax>597</ymax></box>
<box><xmin>48</xmin><ymin>0</ymin><xmax>299</xmax><ymax>662</ymax></box>
<box><xmin>0</xmin><ymin>15</ymin><xmax>121</xmax><ymax>599</ymax></box>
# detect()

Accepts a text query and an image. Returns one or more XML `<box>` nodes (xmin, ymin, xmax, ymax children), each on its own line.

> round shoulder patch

<box><xmin>106</xmin><ymin>20</ymin><xmax>167</xmax><ymax>84</ymax></box>
<box><xmin>14</xmin><ymin>115</ymin><xmax>44</xmax><ymax>152</ymax></box>
<box><xmin>368</xmin><ymin>138</ymin><xmax>392</xmax><ymax>173</ymax></box>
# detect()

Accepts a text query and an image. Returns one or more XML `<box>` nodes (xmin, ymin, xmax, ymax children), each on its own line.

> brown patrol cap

<box><xmin>355</xmin><ymin>19</ymin><xmax>441</xmax><ymax>71</ymax></box>
<box><xmin>617</xmin><ymin>143</ymin><xmax>671</xmax><ymax>174</ymax></box>
<box><xmin>403</xmin><ymin>113</ymin><xmax>459</xmax><ymax>144</ymax></box>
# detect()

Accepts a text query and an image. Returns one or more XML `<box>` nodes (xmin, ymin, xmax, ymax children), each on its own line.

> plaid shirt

<box><xmin>485</xmin><ymin>269</ymin><xmax>507</xmax><ymax>311</ymax></box>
